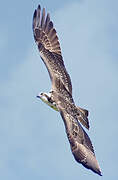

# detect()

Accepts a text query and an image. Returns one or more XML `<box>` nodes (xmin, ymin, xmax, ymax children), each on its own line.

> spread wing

<box><xmin>33</xmin><ymin>5</ymin><xmax>72</xmax><ymax>94</ymax></box>
<box><xmin>33</xmin><ymin>5</ymin><xmax>90</xmax><ymax>129</ymax></box>
<box><xmin>53</xmin><ymin>92</ymin><xmax>102</xmax><ymax>176</ymax></box>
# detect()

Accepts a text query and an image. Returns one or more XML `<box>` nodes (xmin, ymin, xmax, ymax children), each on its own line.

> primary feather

<box><xmin>33</xmin><ymin>4</ymin><xmax>102</xmax><ymax>176</ymax></box>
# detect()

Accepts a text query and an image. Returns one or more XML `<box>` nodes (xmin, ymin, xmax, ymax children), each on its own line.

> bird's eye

<box><xmin>40</xmin><ymin>92</ymin><xmax>43</xmax><ymax>95</ymax></box>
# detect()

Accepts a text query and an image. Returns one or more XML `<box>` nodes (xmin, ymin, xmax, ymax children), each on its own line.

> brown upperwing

<box><xmin>32</xmin><ymin>5</ymin><xmax>72</xmax><ymax>95</ymax></box>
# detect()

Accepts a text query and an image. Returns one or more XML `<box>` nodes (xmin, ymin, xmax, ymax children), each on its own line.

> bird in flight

<box><xmin>32</xmin><ymin>4</ymin><xmax>102</xmax><ymax>176</ymax></box>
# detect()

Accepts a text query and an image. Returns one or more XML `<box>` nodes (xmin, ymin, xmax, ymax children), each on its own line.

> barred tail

<box><xmin>76</xmin><ymin>107</ymin><xmax>89</xmax><ymax>130</ymax></box>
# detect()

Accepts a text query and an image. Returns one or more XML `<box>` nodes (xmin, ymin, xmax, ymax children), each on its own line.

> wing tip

<box><xmin>33</xmin><ymin>9</ymin><xmax>37</xmax><ymax>18</ymax></box>
<box><xmin>38</xmin><ymin>4</ymin><xmax>41</xmax><ymax>11</ymax></box>
<box><xmin>33</xmin><ymin>4</ymin><xmax>62</xmax><ymax>55</ymax></box>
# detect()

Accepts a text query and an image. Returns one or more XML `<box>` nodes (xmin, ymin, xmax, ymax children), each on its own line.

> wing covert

<box><xmin>52</xmin><ymin>92</ymin><xmax>101</xmax><ymax>176</ymax></box>
<box><xmin>32</xmin><ymin>5</ymin><xmax>72</xmax><ymax>94</ymax></box>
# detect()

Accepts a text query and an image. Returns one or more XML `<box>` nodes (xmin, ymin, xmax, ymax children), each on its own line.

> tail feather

<box><xmin>76</xmin><ymin>107</ymin><xmax>89</xmax><ymax>130</ymax></box>
<box><xmin>78</xmin><ymin>107</ymin><xmax>89</xmax><ymax>117</ymax></box>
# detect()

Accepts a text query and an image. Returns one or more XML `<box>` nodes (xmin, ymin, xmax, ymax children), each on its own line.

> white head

<box><xmin>37</xmin><ymin>92</ymin><xmax>51</xmax><ymax>103</ymax></box>
<box><xmin>36</xmin><ymin>92</ymin><xmax>58</xmax><ymax>111</ymax></box>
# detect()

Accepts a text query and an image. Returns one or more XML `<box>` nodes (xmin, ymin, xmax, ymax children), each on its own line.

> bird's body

<box><xmin>33</xmin><ymin>5</ymin><xmax>102</xmax><ymax>176</ymax></box>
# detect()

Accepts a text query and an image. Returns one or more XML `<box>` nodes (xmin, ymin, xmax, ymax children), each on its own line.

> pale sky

<box><xmin>0</xmin><ymin>0</ymin><xmax>118</xmax><ymax>179</ymax></box>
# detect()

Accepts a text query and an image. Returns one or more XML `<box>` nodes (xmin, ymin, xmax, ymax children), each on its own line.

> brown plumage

<box><xmin>33</xmin><ymin>4</ymin><xmax>102</xmax><ymax>176</ymax></box>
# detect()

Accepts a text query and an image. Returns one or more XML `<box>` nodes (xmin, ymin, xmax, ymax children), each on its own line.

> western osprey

<box><xmin>32</xmin><ymin>5</ymin><xmax>102</xmax><ymax>176</ymax></box>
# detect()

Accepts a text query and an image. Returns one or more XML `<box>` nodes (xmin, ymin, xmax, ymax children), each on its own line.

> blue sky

<box><xmin>0</xmin><ymin>0</ymin><xmax>118</xmax><ymax>179</ymax></box>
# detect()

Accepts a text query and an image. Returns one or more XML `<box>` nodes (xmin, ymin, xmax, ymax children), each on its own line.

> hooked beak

<box><xmin>36</xmin><ymin>93</ymin><xmax>41</xmax><ymax>99</ymax></box>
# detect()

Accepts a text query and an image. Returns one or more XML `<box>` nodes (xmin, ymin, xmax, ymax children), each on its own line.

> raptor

<box><xmin>32</xmin><ymin>4</ymin><xmax>102</xmax><ymax>176</ymax></box>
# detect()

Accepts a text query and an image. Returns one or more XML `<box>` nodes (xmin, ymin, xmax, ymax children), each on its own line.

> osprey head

<box><xmin>37</xmin><ymin>92</ymin><xmax>51</xmax><ymax>103</ymax></box>
<box><xmin>37</xmin><ymin>92</ymin><xmax>58</xmax><ymax>111</ymax></box>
